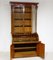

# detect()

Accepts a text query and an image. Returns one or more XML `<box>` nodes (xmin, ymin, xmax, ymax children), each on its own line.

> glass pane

<box><xmin>13</xmin><ymin>4</ymin><xmax>24</xmax><ymax>34</ymax></box>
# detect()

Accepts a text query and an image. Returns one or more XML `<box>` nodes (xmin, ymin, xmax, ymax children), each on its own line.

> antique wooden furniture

<box><xmin>10</xmin><ymin>2</ymin><xmax>45</xmax><ymax>60</ymax></box>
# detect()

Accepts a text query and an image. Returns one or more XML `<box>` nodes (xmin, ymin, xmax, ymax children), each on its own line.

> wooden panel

<box><xmin>37</xmin><ymin>43</ymin><xmax>45</xmax><ymax>58</ymax></box>
<box><xmin>14</xmin><ymin>51</ymin><xmax>37</xmax><ymax>58</ymax></box>
<box><xmin>10</xmin><ymin>45</ymin><xmax>14</xmax><ymax>58</ymax></box>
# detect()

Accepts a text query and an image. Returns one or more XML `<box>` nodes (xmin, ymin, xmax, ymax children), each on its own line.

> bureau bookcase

<box><xmin>10</xmin><ymin>2</ymin><xmax>45</xmax><ymax>60</ymax></box>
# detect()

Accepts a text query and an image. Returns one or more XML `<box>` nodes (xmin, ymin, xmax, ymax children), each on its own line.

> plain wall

<box><xmin>0</xmin><ymin>0</ymin><xmax>53</xmax><ymax>52</ymax></box>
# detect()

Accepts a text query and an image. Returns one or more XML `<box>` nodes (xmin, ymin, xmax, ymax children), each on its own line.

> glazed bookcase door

<box><xmin>12</xmin><ymin>4</ymin><xmax>32</xmax><ymax>34</ymax></box>
<box><xmin>12</xmin><ymin>4</ymin><xmax>24</xmax><ymax>34</ymax></box>
<box><xmin>23</xmin><ymin>5</ymin><xmax>32</xmax><ymax>33</ymax></box>
<box><xmin>12</xmin><ymin>4</ymin><xmax>37</xmax><ymax>34</ymax></box>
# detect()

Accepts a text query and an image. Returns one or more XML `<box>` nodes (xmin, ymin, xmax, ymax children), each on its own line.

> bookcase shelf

<box><xmin>14</xmin><ymin>25</ymin><xmax>31</xmax><ymax>27</ymax></box>
<box><xmin>14</xmin><ymin>11</ymin><xmax>31</xmax><ymax>13</ymax></box>
<box><xmin>14</xmin><ymin>47</ymin><xmax>36</xmax><ymax>50</ymax></box>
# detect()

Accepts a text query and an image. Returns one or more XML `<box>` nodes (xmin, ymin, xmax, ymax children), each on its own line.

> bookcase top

<box><xmin>10</xmin><ymin>2</ymin><xmax>39</xmax><ymax>5</ymax></box>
